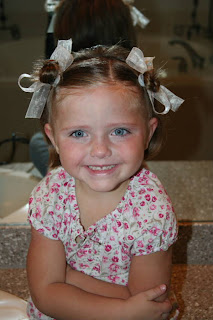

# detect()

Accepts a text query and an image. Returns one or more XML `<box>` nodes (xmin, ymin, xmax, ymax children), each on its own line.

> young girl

<box><xmin>19</xmin><ymin>39</ymin><xmax>183</xmax><ymax>320</ymax></box>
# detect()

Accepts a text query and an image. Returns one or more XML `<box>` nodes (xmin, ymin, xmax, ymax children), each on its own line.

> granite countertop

<box><xmin>1</xmin><ymin>265</ymin><xmax>213</xmax><ymax>320</ymax></box>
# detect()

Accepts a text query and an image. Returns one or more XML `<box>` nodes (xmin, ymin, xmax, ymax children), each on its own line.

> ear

<box><xmin>44</xmin><ymin>123</ymin><xmax>59</xmax><ymax>154</ymax></box>
<box><xmin>146</xmin><ymin>117</ymin><xmax>158</xmax><ymax>149</ymax></box>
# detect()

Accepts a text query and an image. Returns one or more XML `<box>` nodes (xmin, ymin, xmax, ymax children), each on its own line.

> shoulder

<box><xmin>123</xmin><ymin>169</ymin><xmax>178</xmax><ymax>252</ymax></box>
<box><xmin>28</xmin><ymin>167</ymin><xmax>75</xmax><ymax>240</ymax></box>
<box><xmin>128</xmin><ymin>168</ymin><xmax>172</xmax><ymax>209</ymax></box>
<box><xmin>31</xmin><ymin>167</ymin><xmax>74</xmax><ymax>197</ymax></box>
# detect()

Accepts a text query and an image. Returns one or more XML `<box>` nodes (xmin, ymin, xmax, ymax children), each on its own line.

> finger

<box><xmin>145</xmin><ymin>284</ymin><xmax>167</xmax><ymax>301</ymax></box>
<box><xmin>160</xmin><ymin>300</ymin><xmax>172</xmax><ymax>315</ymax></box>
<box><xmin>161</xmin><ymin>312</ymin><xmax>170</xmax><ymax>320</ymax></box>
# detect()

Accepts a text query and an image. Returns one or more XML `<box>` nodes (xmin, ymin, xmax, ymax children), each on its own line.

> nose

<box><xmin>90</xmin><ymin>137</ymin><xmax>112</xmax><ymax>159</ymax></box>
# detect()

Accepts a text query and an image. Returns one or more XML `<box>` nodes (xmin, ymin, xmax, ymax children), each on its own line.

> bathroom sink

<box><xmin>0</xmin><ymin>168</ymin><xmax>39</xmax><ymax>223</ymax></box>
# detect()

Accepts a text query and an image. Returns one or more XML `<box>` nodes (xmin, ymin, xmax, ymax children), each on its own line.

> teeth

<box><xmin>89</xmin><ymin>165</ymin><xmax>115</xmax><ymax>171</ymax></box>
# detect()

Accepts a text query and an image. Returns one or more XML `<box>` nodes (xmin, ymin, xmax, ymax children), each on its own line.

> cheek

<box><xmin>58</xmin><ymin>140</ymin><xmax>86</xmax><ymax>163</ymax></box>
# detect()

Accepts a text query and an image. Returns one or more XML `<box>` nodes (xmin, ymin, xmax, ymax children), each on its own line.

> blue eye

<box><xmin>113</xmin><ymin>128</ymin><xmax>129</xmax><ymax>136</ymax></box>
<box><xmin>71</xmin><ymin>130</ymin><xmax>87</xmax><ymax>138</ymax></box>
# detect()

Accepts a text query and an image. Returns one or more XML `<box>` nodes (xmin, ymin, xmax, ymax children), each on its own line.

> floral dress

<box><xmin>27</xmin><ymin>166</ymin><xmax>178</xmax><ymax>320</ymax></box>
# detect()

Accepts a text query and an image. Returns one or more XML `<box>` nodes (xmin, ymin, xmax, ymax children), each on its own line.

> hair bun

<box><xmin>144</xmin><ymin>69</ymin><xmax>160</xmax><ymax>93</ymax></box>
<box><xmin>39</xmin><ymin>60</ymin><xmax>61</xmax><ymax>85</ymax></box>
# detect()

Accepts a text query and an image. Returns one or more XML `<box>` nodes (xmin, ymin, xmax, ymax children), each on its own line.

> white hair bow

<box><xmin>126</xmin><ymin>47</ymin><xmax>184</xmax><ymax>115</ymax></box>
<box><xmin>18</xmin><ymin>39</ymin><xmax>73</xmax><ymax>119</ymax></box>
<box><xmin>123</xmin><ymin>0</ymin><xmax>150</xmax><ymax>28</ymax></box>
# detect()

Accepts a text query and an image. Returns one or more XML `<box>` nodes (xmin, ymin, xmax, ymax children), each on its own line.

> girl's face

<box><xmin>45</xmin><ymin>84</ymin><xmax>157</xmax><ymax>194</ymax></box>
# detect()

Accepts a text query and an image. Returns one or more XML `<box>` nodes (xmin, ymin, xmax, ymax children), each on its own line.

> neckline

<box><xmin>71</xmin><ymin>173</ymin><xmax>137</xmax><ymax>235</ymax></box>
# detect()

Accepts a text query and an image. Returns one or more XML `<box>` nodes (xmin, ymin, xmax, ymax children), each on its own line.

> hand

<box><xmin>124</xmin><ymin>285</ymin><xmax>172</xmax><ymax>320</ymax></box>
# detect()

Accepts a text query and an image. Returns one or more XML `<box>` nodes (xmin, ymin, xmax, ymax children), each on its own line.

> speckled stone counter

<box><xmin>147</xmin><ymin>161</ymin><xmax>213</xmax><ymax>222</ymax></box>
<box><xmin>0</xmin><ymin>265</ymin><xmax>212</xmax><ymax>320</ymax></box>
<box><xmin>1</xmin><ymin>222</ymin><xmax>212</xmax><ymax>268</ymax></box>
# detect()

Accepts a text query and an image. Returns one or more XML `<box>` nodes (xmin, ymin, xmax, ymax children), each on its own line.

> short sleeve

<box><xmin>28</xmin><ymin>168</ymin><xmax>69</xmax><ymax>240</ymax></box>
<box><xmin>128</xmin><ymin>170</ymin><xmax>178</xmax><ymax>256</ymax></box>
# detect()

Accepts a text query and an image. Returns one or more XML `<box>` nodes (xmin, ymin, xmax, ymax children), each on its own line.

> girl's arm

<box><xmin>65</xmin><ymin>265</ymin><xmax>131</xmax><ymax>299</ymax></box>
<box><xmin>127</xmin><ymin>247</ymin><xmax>173</xmax><ymax>302</ymax></box>
<box><xmin>27</xmin><ymin>226</ymin><xmax>172</xmax><ymax>320</ymax></box>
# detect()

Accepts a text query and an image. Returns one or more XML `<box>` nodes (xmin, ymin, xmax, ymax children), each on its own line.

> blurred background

<box><xmin>0</xmin><ymin>0</ymin><xmax>213</xmax><ymax>162</ymax></box>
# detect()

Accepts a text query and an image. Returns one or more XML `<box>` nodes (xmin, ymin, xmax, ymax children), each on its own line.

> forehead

<box><xmin>56</xmin><ymin>83</ymin><xmax>143</xmax><ymax>113</ymax></box>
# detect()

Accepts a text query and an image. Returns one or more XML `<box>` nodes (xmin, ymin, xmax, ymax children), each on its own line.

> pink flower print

<box><xmin>130</xmin><ymin>191</ymin><xmax>136</xmax><ymax>197</ymax></box>
<box><xmin>64</xmin><ymin>182</ymin><xmax>68</xmax><ymax>187</ymax></box>
<box><xmin>50</xmin><ymin>183</ymin><xmax>60</xmax><ymax>194</ymax></box>
<box><xmin>102</xmin><ymin>256</ymin><xmax>108</xmax><ymax>263</ymax></box>
<box><xmin>147</xmin><ymin>244</ymin><xmax>153</xmax><ymax>251</ymax></box>
<box><xmin>55</xmin><ymin>204</ymin><xmax>61</xmax><ymax>211</ymax></box>
<box><xmin>124</xmin><ymin>222</ymin><xmax>129</xmax><ymax>229</ymax></box>
<box><xmin>105</xmin><ymin>244</ymin><xmax>112</xmax><ymax>252</ymax></box>
<box><xmin>112</xmin><ymin>256</ymin><xmax>119</xmax><ymax>262</ymax></box>
<box><xmin>162</xmin><ymin>230</ymin><xmax>168</xmax><ymax>237</ymax></box>
<box><xmin>59</xmin><ymin>195</ymin><xmax>63</xmax><ymax>200</ymax></box>
<box><xmin>35</xmin><ymin>206</ymin><xmax>41</xmax><ymax>219</ymax></box>
<box><xmin>37</xmin><ymin>228</ymin><xmax>44</xmax><ymax>233</ymax></box>
<box><xmin>158</xmin><ymin>189</ymin><xmax>163</xmax><ymax>194</ymax></box>
<box><xmin>110</xmin><ymin>236</ymin><xmax>115</xmax><ymax>241</ymax></box>
<box><xmin>109</xmin><ymin>263</ymin><xmax>120</xmax><ymax>273</ymax></box>
<box><xmin>56</xmin><ymin>221</ymin><xmax>62</xmax><ymax>229</ymax></box>
<box><xmin>149</xmin><ymin>226</ymin><xmax>161</xmax><ymax>236</ymax></box>
<box><xmin>108</xmin><ymin>275</ymin><xmax>120</xmax><ymax>283</ymax></box>
<box><xmin>129</xmin><ymin>199</ymin><xmax>133</xmax><ymax>206</ymax></box>
<box><xmin>166</xmin><ymin>212</ymin><xmax>170</xmax><ymax>220</ymax></box>
<box><xmin>139</xmin><ymin>188</ymin><xmax>146</xmax><ymax>194</ymax></box>
<box><xmin>161</xmin><ymin>205</ymin><xmax>165</xmax><ymax>209</ymax></box>
<box><xmin>29</xmin><ymin>197</ymin><xmax>33</xmax><ymax>205</ymax></box>
<box><xmin>77</xmin><ymin>249</ymin><xmax>88</xmax><ymax>258</ymax></box>
<box><xmin>144</xmin><ymin>219</ymin><xmax>148</xmax><ymax>223</ymax></box>
<box><xmin>145</xmin><ymin>194</ymin><xmax>151</xmax><ymax>201</ymax></box>
<box><xmin>122</xmin><ymin>255</ymin><xmax>128</xmax><ymax>261</ymax></box>
<box><xmin>88</xmin><ymin>257</ymin><xmax>94</xmax><ymax>262</ymax></box>
<box><xmin>133</xmin><ymin>207</ymin><xmax>140</xmax><ymax>217</ymax></box>
<box><xmin>137</xmin><ymin>221</ymin><xmax>142</xmax><ymax>228</ymax></box>
<box><xmin>36</xmin><ymin>186</ymin><xmax>41</xmax><ymax>192</ymax></box>
<box><xmin>117</xmin><ymin>207</ymin><xmax>122</xmax><ymax>213</ymax></box>
<box><xmin>145</xmin><ymin>170</ymin><xmax>150</xmax><ymax>175</ymax></box>
<box><xmin>80</xmin><ymin>263</ymin><xmax>90</xmax><ymax>269</ymax></box>
<box><xmin>112</xmin><ymin>226</ymin><xmax>118</xmax><ymax>233</ymax></box>
<box><xmin>140</xmin><ymin>201</ymin><xmax>145</xmax><ymax>206</ymax></box>
<box><xmin>152</xmin><ymin>196</ymin><xmax>157</xmax><ymax>202</ymax></box>
<box><xmin>52</xmin><ymin>234</ymin><xmax>58</xmax><ymax>238</ymax></box>
<box><xmin>150</xmin><ymin>204</ymin><xmax>157</xmax><ymax>210</ymax></box>
<box><xmin>58</xmin><ymin>170</ymin><xmax>66</xmax><ymax>179</ymax></box>
<box><xmin>128</xmin><ymin>235</ymin><xmax>134</xmax><ymax>240</ymax></box>
<box><xmin>123</xmin><ymin>204</ymin><xmax>129</xmax><ymax>213</ymax></box>
<box><xmin>159</xmin><ymin>213</ymin><xmax>164</xmax><ymax>218</ymax></box>
<box><xmin>101</xmin><ymin>224</ymin><xmax>108</xmax><ymax>232</ymax></box>
<box><xmin>93</xmin><ymin>264</ymin><xmax>101</xmax><ymax>273</ymax></box>
<box><xmin>147</xmin><ymin>187</ymin><xmax>153</xmax><ymax>192</ymax></box>
<box><xmin>137</xmin><ymin>240</ymin><xmax>144</xmax><ymax>248</ymax></box>
<box><xmin>167</xmin><ymin>204</ymin><xmax>171</xmax><ymax>210</ymax></box>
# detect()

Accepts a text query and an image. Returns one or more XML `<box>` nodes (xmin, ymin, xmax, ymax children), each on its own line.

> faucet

<box><xmin>169</xmin><ymin>39</ymin><xmax>205</xmax><ymax>69</ymax></box>
<box><xmin>172</xmin><ymin>56</ymin><xmax>188</xmax><ymax>73</ymax></box>
<box><xmin>0</xmin><ymin>133</ymin><xmax>29</xmax><ymax>165</ymax></box>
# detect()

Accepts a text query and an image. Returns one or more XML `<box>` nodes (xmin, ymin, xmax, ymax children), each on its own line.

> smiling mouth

<box><xmin>88</xmin><ymin>165</ymin><xmax>116</xmax><ymax>171</ymax></box>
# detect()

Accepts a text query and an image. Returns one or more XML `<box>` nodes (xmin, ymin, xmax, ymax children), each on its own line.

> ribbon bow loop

<box><xmin>126</xmin><ymin>47</ymin><xmax>184</xmax><ymax>115</ymax></box>
<box><xmin>18</xmin><ymin>39</ymin><xmax>73</xmax><ymax>119</ymax></box>
<box><xmin>122</xmin><ymin>0</ymin><xmax>150</xmax><ymax>28</ymax></box>
<box><xmin>126</xmin><ymin>47</ymin><xmax>154</xmax><ymax>74</ymax></box>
